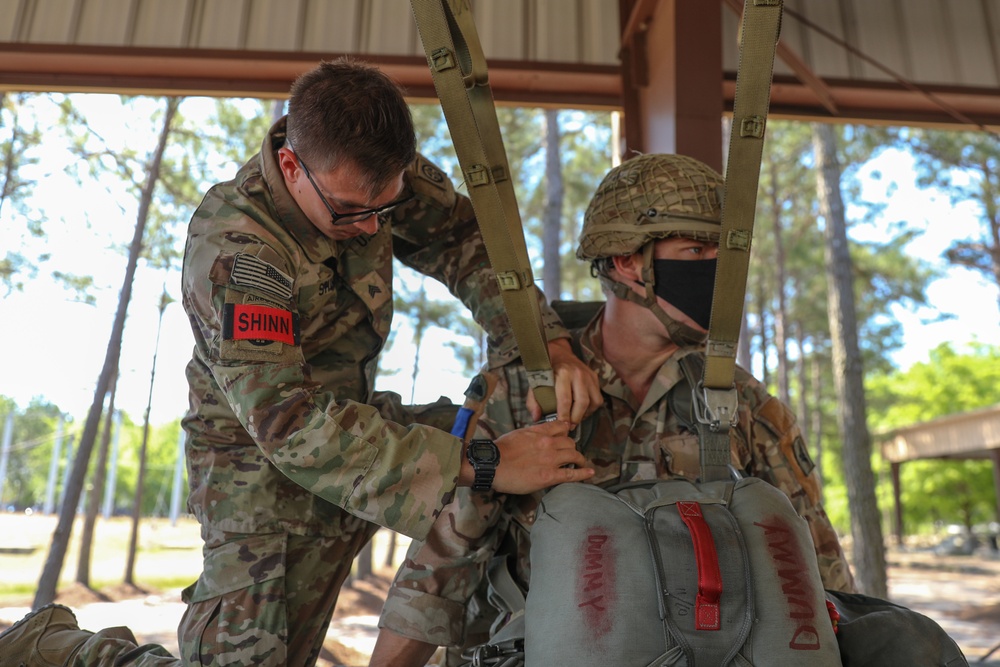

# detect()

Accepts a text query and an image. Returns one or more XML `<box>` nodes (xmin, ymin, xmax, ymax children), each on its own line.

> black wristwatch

<box><xmin>466</xmin><ymin>439</ymin><xmax>501</xmax><ymax>492</ymax></box>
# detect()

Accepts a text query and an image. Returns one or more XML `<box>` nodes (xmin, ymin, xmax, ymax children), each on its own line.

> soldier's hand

<box><xmin>491</xmin><ymin>420</ymin><xmax>594</xmax><ymax>494</ymax></box>
<box><xmin>526</xmin><ymin>338</ymin><xmax>603</xmax><ymax>425</ymax></box>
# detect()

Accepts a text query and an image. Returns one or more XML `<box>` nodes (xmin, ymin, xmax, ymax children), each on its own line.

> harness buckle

<box><xmin>693</xmin><ymin>382</ymin><xmax>739</xmax><ymax>433</ymax></box>
<box><xmin>466</xmin><ymin>638</ymin><xmax>525</xmax><ymax>666</ymax></box>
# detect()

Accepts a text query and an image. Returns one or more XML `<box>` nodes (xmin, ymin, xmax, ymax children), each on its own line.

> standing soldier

<box><xmin>0</xmin><ymin>58</ymin><xmax>600</xmax><ymax>667</ymax></box>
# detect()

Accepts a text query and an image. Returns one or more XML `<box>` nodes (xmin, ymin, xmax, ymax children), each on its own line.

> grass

<box><xmin>0</xmin><ymin>511</ymin><xmax>203</xmax><ymax>606</ymax></box>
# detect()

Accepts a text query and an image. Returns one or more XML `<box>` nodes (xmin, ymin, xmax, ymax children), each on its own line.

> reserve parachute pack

<box><xmin>523</xmin><ymin>477</ymin><xmax>840</xmax><ymax>666</ymax></box>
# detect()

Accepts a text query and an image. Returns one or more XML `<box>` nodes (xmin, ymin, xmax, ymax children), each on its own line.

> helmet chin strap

<box><xmin>601</xmin><ymin>243</ymin><xmax>707</xmax><ymax>348</ymax></box>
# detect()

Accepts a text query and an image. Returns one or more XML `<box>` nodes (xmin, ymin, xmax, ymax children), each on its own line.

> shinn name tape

<box><xmin>223</xmin><ymin>303</ymin><xmax>300</xmax><ymax>346</ymax></box>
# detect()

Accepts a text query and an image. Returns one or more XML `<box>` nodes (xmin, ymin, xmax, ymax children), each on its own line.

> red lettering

<box><xmin>789</xmin><ymin>625</ymin><xmax>821</xmax><ymax>650</ymax></box>
<box><xmin>577</xmin><ymin>530</ymin><xmax>614</xmax><ymax>638</ymax></box>
<box><xmin>757</xmin><ymin>516</ymin><xmax>823</xmax><ymax>650</ymax></box>
<box><xmin>578</xmin><ymin>595</ymin><xmax>606</xmax><ymax>611</ymax></box>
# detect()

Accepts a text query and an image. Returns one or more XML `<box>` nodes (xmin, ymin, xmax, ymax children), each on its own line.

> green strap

<box><xmin>677</xmin><ymin>354</ymin><xmax>733</xmax><ymax>484</ymax></box>
<box><xmin>410</xmin><ymin>0</ymin><xmax>557</xmax><ymax>416</ymax></box>
<box><xmin>698</xmin><ymin>0</ymin><xmax>783</xmax><ymax>481</ymax></box>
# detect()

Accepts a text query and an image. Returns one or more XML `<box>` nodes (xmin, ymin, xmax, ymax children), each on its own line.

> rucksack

<box><xmin>824</xmin><ymin>590</ymin><xmax>968</xmax><ymax>667</ymax></box>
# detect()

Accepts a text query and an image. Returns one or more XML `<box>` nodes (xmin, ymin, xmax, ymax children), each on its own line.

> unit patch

<box><xmin>223</xmin><ymin>303</ymin><xmax>300</xmax><ymax>346</ymax></box>
<box><xmin>791</xmin><ymin>436</ymin><xmax>816</xmax><ymax>476</ymax></box>
<box><xmin>420</xmin><ymin>161</ymin><xmax>445</xmax><ymax>183</ymax></box>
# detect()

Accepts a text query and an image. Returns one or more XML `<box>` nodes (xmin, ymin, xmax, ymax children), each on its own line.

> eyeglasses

<box><xmin>294</xmin><ymin>151</ymin><xmax>413</xmax><ymax>226</ymax></box>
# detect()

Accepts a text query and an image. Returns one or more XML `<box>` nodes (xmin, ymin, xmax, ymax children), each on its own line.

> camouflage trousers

<box><xmin>73</xmin><ymin>526</ymin><xmax>379</xmax><ymax>666</ymax></box>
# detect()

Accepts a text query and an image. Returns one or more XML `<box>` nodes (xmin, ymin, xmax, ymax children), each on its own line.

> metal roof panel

<box><xmin>193</xmin><ymin>0</ymin><xmax>249</xmax><ymax>50</ymax></box>
<box><xmin>300</xmin><ymin>0</ymin><xmax>365</xmax><ymax>52</ymax></box>
<box><xmin>0</xmin><ymin>0</ymin><xmax>998</xmax><ymax>126</ymax></box>
<box><xmin>131</xmin><ymin>0</ymin><xmax>191</xmax><ymax>48</ymax></box>
<box><xmin>476</xmin><ymin>0</ymin><xmax>528</xmax><ymax>60</ymax></box>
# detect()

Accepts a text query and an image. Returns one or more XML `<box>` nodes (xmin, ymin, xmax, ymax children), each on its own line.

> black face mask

<box><xmin>650</xmin><ymin>258</ymin><xmax>717</xmax><ymax>330</ymax></box>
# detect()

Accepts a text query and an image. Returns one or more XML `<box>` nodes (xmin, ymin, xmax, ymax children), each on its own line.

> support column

<box><xmin>992</xmin><ymin>449</ymin><xmax>1000</xmax><ymax>524</ymax></box>
<box><xmin>619</xmin><ymin>0</ymin><xmax>724</xmax><ymax>171</ymax></box>
<box><xmin>891</xmin><ymin>461</ymin><xmax>904</xmax><ymax>546</ymax></box>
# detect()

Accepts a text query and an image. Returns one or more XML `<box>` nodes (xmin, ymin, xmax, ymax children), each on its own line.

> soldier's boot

<box><xmin>0</xmin><ymin>603</ymin><xmax>138</xmax><ymax>666</ymax></box>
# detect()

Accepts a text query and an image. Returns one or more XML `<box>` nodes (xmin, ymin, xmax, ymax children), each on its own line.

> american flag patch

<box><xmin>231</xmin><ymin>253</ymin><xmax>293</xmax><ymax>301</ymax></box>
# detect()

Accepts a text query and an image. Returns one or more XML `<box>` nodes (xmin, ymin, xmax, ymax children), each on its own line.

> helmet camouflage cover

<box><xmin>577</xmin><ymin>153</ymin><xmax>725</xmax><ymax>260</ymax></box>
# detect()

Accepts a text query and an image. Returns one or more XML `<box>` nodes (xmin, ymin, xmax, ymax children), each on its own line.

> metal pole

<box><xmin>169</xmin><ymin>429</ymin><xmax>186</xmax><ymax>526</ymax></box>
<box><xmin>0</xmin><ymin>412</ymin><xmax>13</xmax><ymax>507</ymax></box>
<box><xmin>57</xmin><ymin>434</ymin><xmax>75</xmax><ymax>512</ymax></box>
<box><xmin>102</xmin><ymin>410</ymin><xmax>123</xmax><ymax>518</ymax></box>
<box><xmin>43</xmin><ymin>417</ymin><xmax>65</xmax><ymax>514</ymax></box>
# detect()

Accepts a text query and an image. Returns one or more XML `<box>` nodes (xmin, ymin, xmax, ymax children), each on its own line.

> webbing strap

<box><xmin>704</xmin><ymin>0</ymin><xmax>783</xmax><ymax>391</ymax></box>
<box><xmin>679</xmin><ymin>355</ymin><xmax>734</xmax><ymax>484</ymax></box>
<box><xmin>697</xmin><ymin>0</ymin><xmax>783</xmax><ymax>482</ymax></box>
<box><xmin>410</xmin><ymin>0</ymin><xmax>557</xmax><ymax>416</ymax></box>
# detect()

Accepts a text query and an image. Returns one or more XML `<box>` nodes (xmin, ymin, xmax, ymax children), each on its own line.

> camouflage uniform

<box><xmin>379</xmin><ymin>308</ymin><xmax>856</xmax><ymax>650</ymax></box>
<box><xmin>73</xmin><ymin>117</ymin><xmax>567</xmax><ymax>667</ymax></box>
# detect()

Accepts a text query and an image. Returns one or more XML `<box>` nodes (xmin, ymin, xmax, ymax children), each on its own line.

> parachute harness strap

<box><xmin>410</xmin><ymin>0</ymin><xmax>557</xmax><ymax>416</ymax></box>
<box><xmin>698</xmin><ymin>0</ymin><xmax>784</xmax><ymax>482</ymax></box>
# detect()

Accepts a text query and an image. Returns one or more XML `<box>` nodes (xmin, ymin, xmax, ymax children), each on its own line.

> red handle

<box><xmin>677</xmin><ymin>501</ymin><xmax>722</xmax><ymax>631</ymax></box>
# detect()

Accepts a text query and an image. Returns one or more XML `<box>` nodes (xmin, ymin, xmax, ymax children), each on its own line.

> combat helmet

<box><xmin>578</xmin><ymin>153</ymin><xmax>724</xmax><ymax>346</ymax></box>
<box><xmin>577</xmin><ymin>153</ymin><xmax>724</xmax><ymax>261</ymax></box>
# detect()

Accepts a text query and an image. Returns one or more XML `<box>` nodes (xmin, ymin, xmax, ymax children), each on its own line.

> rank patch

<box><xmin>223</xmin><ymin>304</ymin><xmax>300</xmax><ymax>346</ymax></box>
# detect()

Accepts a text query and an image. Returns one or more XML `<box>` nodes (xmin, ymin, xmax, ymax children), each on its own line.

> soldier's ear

<box><xmin>277</xmin><ymin>147</ymin><xmax>301</xmax><ymax>184</ymax></box>
<box><xmin>611</xmin><ymin>253</ymin><xmax>643</xmax><ymax>283</ymax></box>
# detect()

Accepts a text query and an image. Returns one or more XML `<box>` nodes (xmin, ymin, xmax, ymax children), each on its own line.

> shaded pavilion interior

<box><xmin>2</xmin><ymin>0</ymin><xmax>1000</xmax><ymax>537</ymax></box>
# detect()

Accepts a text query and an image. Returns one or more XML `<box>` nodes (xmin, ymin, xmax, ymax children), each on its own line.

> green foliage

<box><xmin>0</xmin><ymin>93</ymin><xmax>47</xmax><ymax>293</ymax></box>
<box><xmin>749</xmin><ymin>122</ymin><xmax>937</xmax><ymax>381</ymax></box>
<box><xmin>5</xmin><ymin>90</ymin><xmax>994</xmax><ymax>543</ymax></box>
<box><xmin>867</xmin><ymin>342</ymin><xmax>1000</xmax><ymax>533</ymax></box>
<box><xmin>744</xmin><ymin>121</ymin><xmax>947</xmax><ymax>544</ymax></box>
<box><xmin>897</xmin><ymin>459</ymin><xmax>995</xmax><ymax>534</ymax></box>
<box><xmin>0</xmin><ymin>398</ymin><xmax>74</xmax><ymax>510</ymax></box>
<box><xmin>497</xmin><ymin>107</ymin><xmax>610</xmax><ymax>301</ymax></box>
<box><xmin>867</xmin><ymin>342</ymin><xmax>1000</xmax><ymax>430</ymax></box>
<box><xmin>818</xmin><ymin>459</ymin><xmax>851</xmax><ymax>535</ymax></box>
<box><xmin>110</xmin><ymin>414</ymin><xmax>185</xmax><ymax>517</ymax></box>
<box><xmin>1</xmin><ymin>94</ymin><xmax>278</xmax><ymax>515</ymax></box>
<box><xmin>0</xmin><ymin>394</ymin><xmax>186</xmax><ymax>517</ymax></box>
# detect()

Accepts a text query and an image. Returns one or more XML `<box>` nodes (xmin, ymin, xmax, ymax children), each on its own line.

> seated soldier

<box><xmin>369</xmin><ymin>153</ymin><xmax>857</xmax><ymax>667</ymax></box>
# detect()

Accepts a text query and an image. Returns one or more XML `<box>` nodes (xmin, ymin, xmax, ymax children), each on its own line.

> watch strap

<box><xmin>471</xmin><ymin>465</ymin><xmax>496</xmax><ymax>492</ymax></box>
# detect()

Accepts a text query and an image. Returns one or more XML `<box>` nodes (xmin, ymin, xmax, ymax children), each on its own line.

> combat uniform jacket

<box><xmin>379</xmin><ymin>308</ymin><xmax>857</xmax><ymax>647</ymax></box>
<box><xmin>180</xmin><ymin>118</ymin><xmax>568</xmax><ymax>549</ymax></box>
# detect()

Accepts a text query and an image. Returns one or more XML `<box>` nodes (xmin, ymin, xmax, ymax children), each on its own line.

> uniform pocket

<box><xmin>178</xmin><ymin>533</ymin><xmax>289</xmax><ymax>666</ymax></box>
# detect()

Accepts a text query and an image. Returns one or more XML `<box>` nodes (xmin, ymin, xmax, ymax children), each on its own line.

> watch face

<box><xmin>470</xmin><ymin>440</ymin><xmax>500</xmax><ymax>464</ymax></box>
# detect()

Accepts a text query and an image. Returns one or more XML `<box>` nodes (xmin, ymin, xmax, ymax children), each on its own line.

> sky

<box><xmin>0</xmin><ymin>95</ymin><xmax>998</xmax><ymax>428</ymax></box>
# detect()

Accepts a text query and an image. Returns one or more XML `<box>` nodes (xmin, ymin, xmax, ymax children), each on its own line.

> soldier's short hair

<box><xmin>287</xmin><ymin>58</ymin><xmax>417</xmax><ymax>198</ymax></box>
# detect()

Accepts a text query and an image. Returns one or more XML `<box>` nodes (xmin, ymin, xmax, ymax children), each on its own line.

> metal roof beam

<box><xmin>0</xmin><ymin>43</ymin><xmax>623</xmax><ymax>109</ymax></box>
